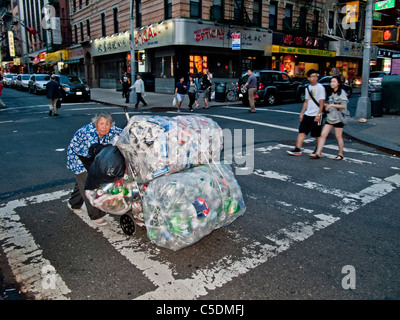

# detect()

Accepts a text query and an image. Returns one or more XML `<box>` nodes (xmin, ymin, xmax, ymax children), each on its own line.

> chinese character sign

<box><xmin>8</xmin><ymin>31</ymin><xmax>15</xmax><ymax>57</ymax></box>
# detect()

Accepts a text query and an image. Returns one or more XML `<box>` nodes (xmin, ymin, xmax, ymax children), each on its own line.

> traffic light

<box><xmin>383</xmin><ymin>27</ymin><xmax>398</xmax><ymax>42</ymax></box>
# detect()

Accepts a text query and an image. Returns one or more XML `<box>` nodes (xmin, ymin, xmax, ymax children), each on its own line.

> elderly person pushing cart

<box><xmin>66</xmin><ymin>112</ymin><xmax>123</xmax><ymax>226</ymax></box>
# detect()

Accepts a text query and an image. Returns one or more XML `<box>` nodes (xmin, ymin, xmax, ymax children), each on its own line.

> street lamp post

<box><xmin>129</xmin><ymin>0</ymin><xmax>136</xmax><ymax>105</ymax></box>
<box><xmin>355</xmin><ymin>0</ymin><xmax>374</xmax><ymax>119</ymax></box>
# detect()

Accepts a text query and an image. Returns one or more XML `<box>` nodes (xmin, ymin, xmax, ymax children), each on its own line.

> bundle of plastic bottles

<box><xmin>142</xmin><ymin>163</ymin><xmax>246</xmax><ymax>251</ymax></box>
<box><xmin>85</xmin><ymin>168</ymin><xmax>145</xmax><ymax>216</ymax></box>
<box><xmin>117</xmin><ymin>115</ymin><xmax>223</xmax><ymax>183</ymax></box>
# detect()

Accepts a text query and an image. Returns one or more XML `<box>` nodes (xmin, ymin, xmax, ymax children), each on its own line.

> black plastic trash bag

<box><xmin>85</xmin><ymin>145</ymin><xmax>126</xmax><ymax>190</ymax></box>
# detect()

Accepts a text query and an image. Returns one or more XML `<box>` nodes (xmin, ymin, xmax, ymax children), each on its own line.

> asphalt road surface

<box><xmin>1</xmin><ymin>87</ymin><xmax>399</xmax><ymax>303</ymax></box>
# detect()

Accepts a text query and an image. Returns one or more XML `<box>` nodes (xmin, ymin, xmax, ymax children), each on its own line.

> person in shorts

<box><xmin>287</xmin><ymin>69</ymin><xmax>325</xmax><ymax>156</ymax></box>
<box><xmin>174</xmin><ymin>76</ymin><xmax>187</xmax><ymax>112</ymax></box>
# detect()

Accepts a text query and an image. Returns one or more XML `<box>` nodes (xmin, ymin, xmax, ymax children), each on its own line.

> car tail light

<box><xmin>258</xmin><ymin>83</ymin><xmax>264</xmax><ymax>90</ymax></box>
<box><xmin>236</xmin><ymin>83</ymin><xmax>240</xmax><ymax>91</ymax></box>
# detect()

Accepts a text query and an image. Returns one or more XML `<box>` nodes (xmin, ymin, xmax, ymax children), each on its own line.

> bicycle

<box><xmin>226</xmin><ymin>82</ymin><xmax>241</xmax><ymax>102</ymax></box>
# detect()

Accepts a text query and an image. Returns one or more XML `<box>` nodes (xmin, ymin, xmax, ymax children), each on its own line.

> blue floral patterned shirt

<box><xmin>67</xmin><ymin>122</ymin><xmax>123</xmax><ymax>175</ymax></box>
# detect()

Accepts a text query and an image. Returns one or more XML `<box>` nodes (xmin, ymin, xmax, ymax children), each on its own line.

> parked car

<box><xmin>298</xmin><ymin>76</ymin><xmax>352</xmax><ymax>102</ymax></box>
<box><xmin>11</xmin><ymin>75</ymin><xmax>18</xmax><ymax>88</ymax></box>
<box><xmin>3</xmin><ymin>73</ymin><xmax>16</xmax><ymax>87</ymax></box>
<box><xmin>28</xmin><ymin>74</ymin><xmax>51</xmax><ymax>94</ymax></box>
<box><xmin>369</xmin><ymin>71</ymin><xmax>388</xmax><ymax>89</ymax></box>
<box><xmin>52</xmin><ymin>74</ymin><xmax>90</xmax><ymax>101</ymax></box>
<box><xmin>16</xmin><ymin>74</ymin><xmax>31</xmax><ymax>91</ymax></box>
<box><xmin>238</xmin><ymin>70</ymin><xmax>303</xmax><ymax>106</ymax></box>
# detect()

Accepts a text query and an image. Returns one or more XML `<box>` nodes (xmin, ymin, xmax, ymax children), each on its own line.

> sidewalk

<box><xmin>90</xmin><ymin>88</ymin><xmax>400</xmax><ymax>155</ymax></box>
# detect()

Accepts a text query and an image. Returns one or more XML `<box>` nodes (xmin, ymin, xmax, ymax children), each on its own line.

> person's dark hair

<box><xmin>330</xmin><ymin>76</ymin><xmax>343</xmax><ymax>94</ymax></box>
<box><xmin>307</xmin><ymin>69</ymin><xmax>319</xmax><ymax>77</ymax></box>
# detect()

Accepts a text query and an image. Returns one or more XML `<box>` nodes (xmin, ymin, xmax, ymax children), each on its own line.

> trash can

<box><xmin>369</xmin><ymin>87</ymin><xmax>383</xmax><ymax>117</ymax></box>
<box><xmin>382</xmin><ymin>75</ymin><xmax>400</xmax><ymax>114</ymax></box>
<box><xmin>214</xmin><ymin>82</ymin><xmax>226</xmax><ymax>102</ymax></box>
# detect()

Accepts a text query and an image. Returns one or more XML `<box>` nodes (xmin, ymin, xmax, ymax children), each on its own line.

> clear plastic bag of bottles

<box><xmin>117</xmin><ymin>115</ymin><xmax>223</xmax><ymax>183</ymax></box>
<box><xmin>142</xmin><ymin>163</ymin><xmax>246</xmax><ymax>251</ymax></box>
<box><xmin>85</xmin><ymin>167</ymin><xmax>146</xmax><ymax>216</ymax></box>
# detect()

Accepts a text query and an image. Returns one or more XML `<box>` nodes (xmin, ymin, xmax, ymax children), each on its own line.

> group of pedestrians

<box><xmin>174</xmin><ymin>69</ymin><xmax>213</xmax><ymax>112</ymax></box>
<box><xmin>287</xmin><ymin>69</ymin><xmax>348</xmax><ymax>160</ymax></box>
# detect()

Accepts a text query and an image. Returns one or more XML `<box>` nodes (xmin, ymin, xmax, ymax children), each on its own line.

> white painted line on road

<box><xmin>167</xmin><ymin>111</ymin><xmax>299</xmax><ymax>132</ymax></box>
<box><xmin>0</xmin><ymin>120</ymin><xmax>13</xmax><ymax>124</ymax></box>
<box><xmin>136</xmin><ymin>172</ymin><xmax>400</xmax><ymax>300</ymax></box>
<box><xmin>222</xmin><ymin>106</ymin><xmax>301</xmax><ymax>115</ymax></box>
<box><xmin>0</xmin><ymin>190</ymin><xmax>72</xmax><ymax>300</ymax></box>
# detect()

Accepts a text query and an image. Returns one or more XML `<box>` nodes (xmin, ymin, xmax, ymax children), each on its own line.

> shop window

<box><xmin>113</xmin><ymin>7</ymin><xmax>119</xmax><ymax>34</ymax></box>
<box><xmin>283</xmin><ymin>4</ymin><xmax>293</xmax><ymax>31</ymax></box>
<box><xmin>211</xmin><ymin>0</ymin><xmax>223</xmax><ymax>21</ymax></box>
<box><xmin>253</xmin><ymin>0</ymin><xmax>262</xmax><ymax>27</ymax></box>
<box><xmin>234</xmin><ymin>0</ymin><xmax>244</xmax><ymax>23</ymax></box>
<box><xmin>74</xmin><ymin>25</ymin><xmax>78</xmax><ymax>43</ymax></box>
<box><xmin>86</xmin><ymin>19</ymin><xmax>91</xmax><ymax>38</ymax></box>
<box><xmin>299</xmin><ymin>7</ymin><xmax>307</xmax><ymax>31</ymax></box>
<box><xmin>165</xmin><ymin>0</ymin><xmax>172</xmax><ymax>19</ymax></box>
<box><xmin>101</xmin><ymin>13</ymin><xmax>106</xmax><ymax>37</ymax></box>
<box><xmin>136</xmin><ymin>0</ymin><xmax>142</xmax><ymax>28</ymax></box>
<box><xmin>312</xmin><ymin>10</ymin><xmax>319</xmax><ymax>34</ymax></box>
<box><xmin>156</xmin><ymin>56</ymin><xmax>174</xmax><ymax>78</ymax></box>
<box><xmin>269</xmin><ymin>2</ymin><xmax>277</xmax><ymax>30</ymax></box>
<box><xmin>189</xmin><ymin>55</ymin><xmax>207</xmax><ymax>75</ymax></box>
<box><xmin>190</xmin><ymin>0</ymin><xmax>202</xmax><ymax>18</ymax></box>
<box><xmin>80</xmin><ymin>22</ymin><xmax>84</xmax><ymax>42</ymax></box>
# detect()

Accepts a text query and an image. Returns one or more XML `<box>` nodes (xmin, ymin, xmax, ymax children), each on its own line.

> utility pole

<box><xmin>129</xmin><ymin>0</ymin><xmax>136</xmax><ymax>105</ymax></box>
<box><xmin>355</xmin><ymin>0</ymin><xmax>373</xmax><ymax>119</ymax></box>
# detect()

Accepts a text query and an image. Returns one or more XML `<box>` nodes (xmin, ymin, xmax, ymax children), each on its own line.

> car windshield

<box><xmin>370</xmin><ymin>72</ymin><xmax>386</xmax><ymax>78</ymax></box>
<box><xmin>6</xmin><ymin>74</ymin><xmax>15</xmax><ymax>78</ymax></box>
<box><xmin>21</xmin><ymin>75</ymin><xmax>30</xmax><ymax>80</ymax></box>
<box><xmin>59</xmin><ymin>75</ymin><xmax>83</xmax><ymax>85</ymax></box>
<box><xmin>36</xmin><ymin>75</ymin><xmax>50</xmax><ymax>81</ymax></box>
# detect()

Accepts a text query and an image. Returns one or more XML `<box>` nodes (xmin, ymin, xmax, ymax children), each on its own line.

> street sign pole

<box><xmin>356</xmin><ymin>0</ymin><xmax>373</xmax><ymax>119</ymax></box>
<box><xmin>129</xmin><ymin>0</ymin><xmax>137</xmax><ymax>105</ymax></box>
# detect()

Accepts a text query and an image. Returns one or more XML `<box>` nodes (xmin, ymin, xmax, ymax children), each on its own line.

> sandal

<box><xmin>309</xmin><ymin>153</ymin><xmax>322</xmax><ymax>159</ymax></box>
<box><xmin>333</xmin><ymin>155</ymin><xmax>344</xmax><ymax>161</ymax></box>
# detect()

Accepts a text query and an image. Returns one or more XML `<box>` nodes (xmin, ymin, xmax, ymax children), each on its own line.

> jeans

<box><xmin>68</xmin><ymin>172</ymin><xmax>106</xmax><ymax>220</ymax></box>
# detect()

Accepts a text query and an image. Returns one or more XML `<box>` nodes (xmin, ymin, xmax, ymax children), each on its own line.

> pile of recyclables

<box><xmin>85</xmin><ymin>115</ymin><xmax>246</xmax><ymax>251</ymax></box>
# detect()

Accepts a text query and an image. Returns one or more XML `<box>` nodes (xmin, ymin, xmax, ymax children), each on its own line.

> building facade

<box><xmin>67</xmin><ymin>0</ymin><xmax>339</xmax><ymax>92</ymax></box>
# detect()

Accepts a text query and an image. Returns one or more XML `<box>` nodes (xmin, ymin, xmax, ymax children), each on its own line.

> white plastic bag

<box><xmin>172</xmin><ymin>97</ymin><xmax>177</xmax><ymax>106</ymax></box>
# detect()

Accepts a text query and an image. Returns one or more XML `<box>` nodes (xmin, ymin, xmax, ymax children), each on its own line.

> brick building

<box><xmin>66</xmin><ymin>0</ymin><xmax>344</xmax><ymax>92</ymax></box>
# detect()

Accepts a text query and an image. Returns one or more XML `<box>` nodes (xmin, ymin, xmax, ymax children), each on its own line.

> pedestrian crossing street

<box><xmin>1</xmin><ymin>139</ymin><xmax>399</xmax><ymax>300</ymax></box>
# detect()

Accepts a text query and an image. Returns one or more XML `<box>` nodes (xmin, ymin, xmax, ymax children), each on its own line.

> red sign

<box><xmin>194</xmin><ymin>27</ymin><xmax>224</xmax><ymax>42</ymax></box>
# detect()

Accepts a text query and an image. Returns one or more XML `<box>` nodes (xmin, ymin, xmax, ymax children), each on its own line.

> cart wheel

<box><xmin>120</xmin><ymin>213</ymin><xmax>136</xmax><ymax>236</ymax></box>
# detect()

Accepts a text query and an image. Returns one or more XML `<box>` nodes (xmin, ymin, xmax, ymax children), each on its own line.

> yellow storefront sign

<box><xmin>272</xmin><ymin>45</ymin><xmax>336</xmax><ymax>57</ymax></box>
<box><xmin>45</xmin><ymin>50</ymin><xmax>69</xmax><ymax>63</ymax></box>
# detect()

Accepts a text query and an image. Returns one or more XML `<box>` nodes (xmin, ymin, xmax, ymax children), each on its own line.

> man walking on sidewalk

<box><xmin>287</xmin><ymin>69</ymin><xmax>325</xmax><ymax>156</ymax></box>
<box><xmin>131</xmin><ymin>74</ymin><xmax>147</xmax><ymax>109</ymax></box>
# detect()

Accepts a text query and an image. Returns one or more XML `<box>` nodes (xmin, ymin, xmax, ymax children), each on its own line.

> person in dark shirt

<box><xmin>242</xmin><ymin>69</ymin><xmax>257</xmax><ymax>113</ymax></box>
<box><xmin>174</xmin><ymin>76</ymin><xmax>187</xmax><ymax>112</ymax></box>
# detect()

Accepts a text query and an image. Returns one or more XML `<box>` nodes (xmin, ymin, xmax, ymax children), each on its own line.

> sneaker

<box><xmin>287</xmin><ymin>148</ymin><xmax>302</xmax><ymax>156</ymax></box>
<box><xmin>67</xmin><ymin>203</ymin><xmax>85</xmax><ymax>214</ymax></box>
<box><xmin>92</xmin><ymin>218</ymin><xmax>108</xmax><ymax>227</ymax></box>
<box><xmin>49</xmin><ymin>110</ymin><xmax>52</xmax><ymax>116</ymax></box>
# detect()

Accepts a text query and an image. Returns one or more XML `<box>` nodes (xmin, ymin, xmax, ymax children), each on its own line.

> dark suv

<box><xmin>52</xmin><ymin>74</ymin><xmax>91</xmax><ymax>101</ymax></box>
<box><xmin>239</xmin><ymin>70</ymin><xmax>302</xmax><ymax>106</ymax></box>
